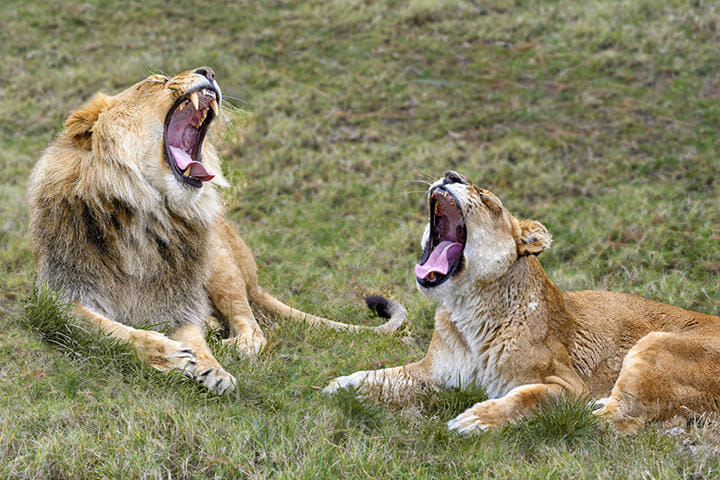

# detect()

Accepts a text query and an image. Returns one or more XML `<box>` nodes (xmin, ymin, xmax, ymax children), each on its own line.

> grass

<box><xmin>1</xmin><ymin>0</ymin><xmax>719</xmax><ymax>477</ymax></box>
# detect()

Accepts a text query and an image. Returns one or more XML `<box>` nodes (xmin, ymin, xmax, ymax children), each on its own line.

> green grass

<box><xmin>2</xmin><ymin>0</ymin><xmax>720</xmax><ymax>477</ymax></box>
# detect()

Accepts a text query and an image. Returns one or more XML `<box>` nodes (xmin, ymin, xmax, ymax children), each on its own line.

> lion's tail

<box><xmin>249</xmin><ymin>289</ymin><xmax>406</xmax><ymax>335</ymax></box>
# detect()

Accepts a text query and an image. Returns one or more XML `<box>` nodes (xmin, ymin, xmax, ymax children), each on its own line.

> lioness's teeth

<box><xmin>209</xmin><ymin>99</ymin><xmax>219</xmax><ymax>115</ymax></box>
<box><xmin>177</xmin><ymin>101</ymin><xmax>185</xmax><ymax>111</ymax></box>
<box><xmin>428</xmin><ymin>272</ymin><xmax>436</xmax><ymax>281</ymax></box>
<box><xmin>183</xmin><ymin>167</ymin><xmax>192</xmax><ymax>176</ymax></box>
<box><xmin>189</xmin><ymin>92</ymin><xmax>199</xmax><ymax>110</ymax></box>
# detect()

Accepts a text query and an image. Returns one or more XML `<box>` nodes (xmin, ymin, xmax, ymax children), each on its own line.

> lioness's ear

<box><xmin>516</xmin><ymin>219</ymin><xmax>552</xmax><ymax>256</ymax></box>
<box><xmin>65</xmin><ymin>93</ymin><xmax>114</xmax><ymax>149</ymax></box>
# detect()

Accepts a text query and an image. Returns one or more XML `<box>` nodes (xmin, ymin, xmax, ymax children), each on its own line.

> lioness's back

<box><xmin>563</xmin><ymin>290</ymin><xmax>719</xmax><ymax>335</ymax></box>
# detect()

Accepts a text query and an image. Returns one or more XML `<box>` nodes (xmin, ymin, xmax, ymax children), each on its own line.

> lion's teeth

<box><xmin>195</xmin><ymin>109</ymin><xmax>208</xmax><ymax>127</ymax></box>
<box><xmin>209</xmin><ymin>99</ymin><xmax>219</xmax><ymax>115</ymax></box>
<box><xmin>189</xmin><ymin>92</ymin><xmax>199</xmax><ymax>110</ymax></box>
<box><xmin>183</xmin><ymin>167</ymin><xmax>192</xmax><ymax>176</ymax></box>
<box><xmin>177</xmin><ymin>101</ymin><xmax>185</xmax><ymax>112</ymax></box>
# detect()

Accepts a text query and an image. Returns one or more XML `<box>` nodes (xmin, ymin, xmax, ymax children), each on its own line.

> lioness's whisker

<box><xmin>407</xmin><ymin>180</ymin><xmax>432</xmax><ymax>187</ymax></box>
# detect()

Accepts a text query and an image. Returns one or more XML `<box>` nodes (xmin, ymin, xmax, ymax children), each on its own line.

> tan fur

<box><xmin>326</xmin><ymin>171</ymin><xmax>720</xmax><ymax>433</ymax></box>
<box><xmin>28</xmin><ymin>68</ymin><xmax>404</xmax><ymax>394</ymax></box>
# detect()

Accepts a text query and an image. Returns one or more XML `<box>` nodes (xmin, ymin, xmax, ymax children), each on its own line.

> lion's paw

<box><xmin>223</xmin><ymin>330</ymin><xmax>266</xmax><ymax>356</ymax></box>
<box><xmin>195</xmin><ymin>365</ymin><xmax>237</xmax><ymax>395</ymax></box>
<box><xmin>323</xmin><ymin>371</ymin><xmax>370</xmax><ymax>395</ymax></box>
<box><xmin>134</xmin><ymin>330</ymin><xmax>197</xmax><ymax>377</ymax></box>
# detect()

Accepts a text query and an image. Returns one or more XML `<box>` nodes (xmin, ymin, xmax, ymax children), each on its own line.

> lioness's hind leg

<box><xmin>172</xmin><ymin>323</ymin><xmax>237</xmax><ymax>395</ymax></box>
<box><xmin>595</xmin><ymin>332</ymin><xmax>720</xmax><ymax>433</ymax></box>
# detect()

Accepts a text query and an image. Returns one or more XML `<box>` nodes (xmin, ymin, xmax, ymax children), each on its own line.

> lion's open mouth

<box><xmin>164</xmin><ymin>85</ymin><xmax>220</xmax><ymax>188</ymax></box>
<box><xmin>415</xmin><ymin>186</ymin><xmax>466</xmax><ymax>287</ymax></box>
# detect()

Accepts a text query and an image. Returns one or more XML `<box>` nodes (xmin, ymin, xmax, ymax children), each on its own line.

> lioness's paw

<box><xmin>195</xmin><ymin>365</ymin><xmax>237</xmax><ymax>395</ymax></box>
<box><xmin>447</xmin><ymin>402</ymin><xmax>499</xmax><ymax>434</ymax></box>
<box><xmin>323</xmin><ymin>371</ymin><xmax>370</xmax><ymax>395</ymax></box>
<box><xmin>223</xmin><ymin>330</ymin><xmax>266</xmax><ymax>356</ymax></box>
<box><xmin>592</xmin><ymin>397</ymin><xmax>611</xmax><ymax>413</ymax></box>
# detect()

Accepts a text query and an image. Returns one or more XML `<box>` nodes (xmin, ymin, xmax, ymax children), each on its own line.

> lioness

<box><xmin>28</xmin><ymin>67</ymin><xmax>405</xmax><ymax>394</ymax></box>
<box><xmin>325</xmin><ymin>171</ymin><xmax>720</xmax><ymax>433</ymax></box>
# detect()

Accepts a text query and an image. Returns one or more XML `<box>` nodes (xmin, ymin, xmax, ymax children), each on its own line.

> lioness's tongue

<box><xmin>170</xmin><ymin>146</ymin><xmax>215</xmax><ymax>182</ymax></box>
<box><xmin>415</xmin><ymin>241</ymin><xmax>463</xmax><ymax>280</ymax></box>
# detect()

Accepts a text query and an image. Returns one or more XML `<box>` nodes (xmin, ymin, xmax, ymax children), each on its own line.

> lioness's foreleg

<box><xmin>594</xmin><ymin>332</ymin><xmax>720</xmax><ymax>434</ymax></box>
<box><xmin>171</xmin><ymin>323</ymin><xmax>237</xmax><ymax>395</ymax></box>
<box><xmin>447</xmin><ymin>381</ymin><xmax>571</xmax><ymax>433</ymax></box>
<box><xmin>72</xmin><ymin>303</ymin><xmax>196</xmax><ymax>375</ymax></box>
<box><xmin>324</xmin><ymin>360</ymin><xmax>433</xmax><ymax>404</ymax></box>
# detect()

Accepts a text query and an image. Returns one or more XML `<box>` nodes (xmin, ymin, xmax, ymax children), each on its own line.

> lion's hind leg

<box><xmin>595</xmin><ymin>331</ymin><xmax>720</xmax><ymax>433</ymax></box>
<box><xmin>206</xmin><ymin>239</ymin><xmax>267</xmax><ymax>356</ymax></box>
<box><xmin>214</xmin><ymin>217</ymin><xmax>406</xmax><ymax>335</ymax></box>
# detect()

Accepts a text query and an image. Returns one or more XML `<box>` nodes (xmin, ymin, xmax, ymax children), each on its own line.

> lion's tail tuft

<box><xmin>250</xmin><ymin>289</ymin><xmax>405</xmax><ymax>335</ymax></box>
<box><xmin>364</xmin><ymin>295</ymin><xmax>407</xmax><ymax>334</ymax></box>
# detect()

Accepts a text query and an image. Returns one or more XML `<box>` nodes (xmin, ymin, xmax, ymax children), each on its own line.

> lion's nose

<box><xmin>194</xmin><ymin>67</ymin><xmax>215</xmax><ymax>81</ymax></box>
<box><xmin>443</xmin><ymin>171</ymin><xmax>467</xmax><ymax>185</ymax></box>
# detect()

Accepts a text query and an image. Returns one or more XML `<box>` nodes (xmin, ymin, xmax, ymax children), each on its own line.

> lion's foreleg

<box><xmin>171</xmin><ymin>323</ymin><xmax>236</xmax><ymax>394</ymax></box>
<box><xmin>72</xmin><ymin>303</ymin><xmax>197</xmax><ymax>375</ymax></box>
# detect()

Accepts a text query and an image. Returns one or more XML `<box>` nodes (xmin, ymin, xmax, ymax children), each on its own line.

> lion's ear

<box><xmin>516</xmin><ymin>219</ymin><xmax>552</xmax><ymax>256</ymax></box>
<box><xmin>65</xmin><ymin>93</ymin><xmax>114</xmax><ymax>149</ymax></box>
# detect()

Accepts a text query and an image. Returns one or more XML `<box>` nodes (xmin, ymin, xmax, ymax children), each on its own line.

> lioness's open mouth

<box><xmin>164</xmin><ymin>85</ymin><xmax>220</xmax><ymax>188</ymax></box>
<box><xmin>415</xmin><ymin>186</ymin><xmax>466</xmax><ymax>287</ymax></box>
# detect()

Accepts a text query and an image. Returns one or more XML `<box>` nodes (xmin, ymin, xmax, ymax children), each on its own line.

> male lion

<box><xmin>28</xmin><ymin>67</ymin><xmax>405</xmax><ymax>394</ymax></box>
<box><xmin>325</xmin><ymin>171</ymin><xmax>720</xmax><ymax>433</ymax></box>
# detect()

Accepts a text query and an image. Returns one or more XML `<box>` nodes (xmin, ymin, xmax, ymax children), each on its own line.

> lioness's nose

<box><xmin>194</xmin><ymin>67</ymin><xmax>215</xmax><ymax>81</ymax></box>
<box><xmin>443</xmin><ymin>171</ymin><xmax>467</xmax><ymax>185</ymax></box>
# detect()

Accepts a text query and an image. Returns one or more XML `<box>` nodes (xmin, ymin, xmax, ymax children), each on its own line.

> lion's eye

<box><xmin>146</xmin><ymin>75</ymin><xmax>168</xmax><ymax>85</ymax></box>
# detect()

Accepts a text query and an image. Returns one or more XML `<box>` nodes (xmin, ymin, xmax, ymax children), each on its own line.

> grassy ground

<box><xmin>2</xmin><ymin>0</ymin><xmax>719</xmax><ymax>478</ymax></box>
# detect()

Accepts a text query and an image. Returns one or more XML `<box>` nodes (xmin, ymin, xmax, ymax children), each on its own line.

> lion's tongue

<box><xmin>170</xmin><ymin>146</ymin><xmax>215</xmax><ymax>182</ymax></box>
<box><xmin>415</xmin><ymin>241</ymin><xmax>463</xmax><ymax>280</ymax></box>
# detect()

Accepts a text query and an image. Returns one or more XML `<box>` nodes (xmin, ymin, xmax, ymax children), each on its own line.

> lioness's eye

<box><xmin>478</xmin><ymin>191</ymin><xmax>502</xmax><ymax>215</ymax></box>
